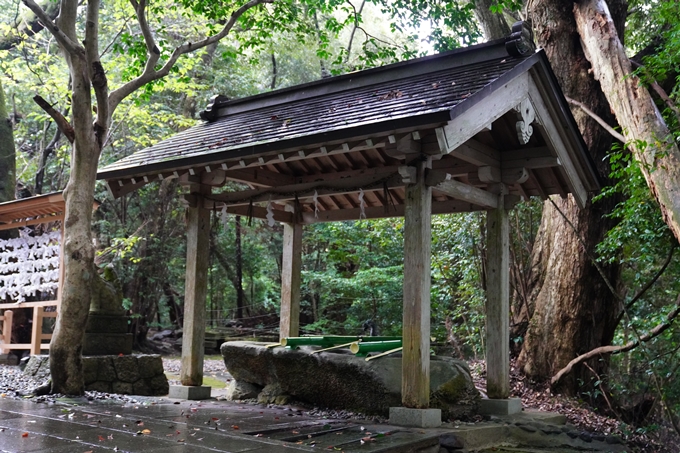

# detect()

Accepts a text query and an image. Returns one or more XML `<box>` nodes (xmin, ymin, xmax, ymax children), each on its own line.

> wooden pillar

<box><xmin>30</xmin><ymin>307</ymin><xmax>44</xmax><ymax>355</ymax></box>
<box><xmin>402</xmin><ymin>158</ymin><xmax>432</xmax><ymax>408</ymax></box>
<box><xmin>279</xmin><ymin>222</ymin><xmax>302</xmax><ymax>340</ymax></box>
<box><xmin>181</xmin><ymin>194</ymin><xmax>211</xmax><ymax>386</ymax></box>
<box><xmin>485</xmin><ymin>192</ymin><xmax>510</xmax><ymax>399</ymax></box>
<box><xmin>0</xmin><ymin>310</ymin><xmax>13</xmax><ymax>354</ymax></box>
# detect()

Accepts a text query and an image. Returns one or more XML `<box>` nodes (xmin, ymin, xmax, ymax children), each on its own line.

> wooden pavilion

<box><xmin>0</xmin><ymin>192</ymin><xmax>65</xmax><ymax>356</ymax></box>
<box><xmin>97</xmin><ymin>24</ymin><xmax>600</xmax><ymax>420</ymax></box>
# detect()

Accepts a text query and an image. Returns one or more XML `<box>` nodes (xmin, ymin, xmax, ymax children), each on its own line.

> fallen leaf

<box><xmin>21</xmin><ymin>432</ymin><xmax>29</xmax><ymax>438</ymax></box>
<box><xmin>231</xmin><ymin>425</ymin><xmax>239</xmax><ymax>430</ymax></box>
<box><xmin>177</xmin><ymin>439</ymin><xmax>185</xmax><ymax>443</ymax></box>
<box><xmin>142</xmin><ymin>429</ymin><xmax>151</xmax><ymax>435</ymax></box>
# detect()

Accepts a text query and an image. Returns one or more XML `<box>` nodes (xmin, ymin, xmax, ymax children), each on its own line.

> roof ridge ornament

<box><xmin>200</xmin><ymin>94</ymin><xmax>230</xmax><ymax>121</ymax></box>
<box><xmin>505</xmin><ymin>21</ymin><xmax>535</xmax><ymax>57</ymax></box>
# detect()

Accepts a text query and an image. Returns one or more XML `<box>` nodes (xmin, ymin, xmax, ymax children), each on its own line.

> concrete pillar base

<box><xmin>478</xmin><ymin>397</ymin><xmax>522</xmax><ymax>415</ymax></box>
<box><xmin>168</xmin><ymin>385</ymin><xmax>211</xmax><ymax>400</ymax></box>
<box><xmin>389</xmin><ymin>407</ymin><xmax>441</xmax><ymax>428</ymax></box>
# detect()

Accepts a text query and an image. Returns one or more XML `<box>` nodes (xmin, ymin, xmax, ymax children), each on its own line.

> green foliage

<box><xmin>595</xmin><ymin>144</ymin><xmax>673</xmax><ymax>274</ymax></box>
<box><xmin>431</xmin><ymin>213</ymin><xmax>486</xmax><ymax>357</ymax></box>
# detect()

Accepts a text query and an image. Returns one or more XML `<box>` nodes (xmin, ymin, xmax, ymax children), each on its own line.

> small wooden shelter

<box><xmin>0</xmin><ymin>192</ymin><xmax>65</xmax><ymax>356</ymax></box>
<box><xmin>97</xmin><ymin>25</ymin><xmax>600</xmax><ymax>412</ymax></box>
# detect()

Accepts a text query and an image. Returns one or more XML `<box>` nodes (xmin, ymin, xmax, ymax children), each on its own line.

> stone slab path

<box><xmin>0</xmin><ymin>396</ymin><xmax>443</xmax><ymax>453</ymax></box>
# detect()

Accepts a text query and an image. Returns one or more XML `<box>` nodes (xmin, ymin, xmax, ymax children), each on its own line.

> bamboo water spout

<box><xmin>350</xmin><ymin>339</ymin><xmax>403</xmax><ymax>356</ymax></box>
<box><xmin>281</xmin><ymin>335</ymin><xmax>400</xmax><ymax>349</ymax></box>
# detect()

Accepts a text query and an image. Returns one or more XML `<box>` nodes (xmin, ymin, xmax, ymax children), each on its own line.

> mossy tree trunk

<box><xmin>516</xmin><ymin>0</ymin><xmax>627</xmax><ymax>394</ymax></box>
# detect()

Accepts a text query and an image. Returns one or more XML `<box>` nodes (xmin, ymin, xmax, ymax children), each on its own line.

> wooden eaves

<box><xmin>0</xmin><ymin>192</ymin><xmax>66</xmax><ymax>231</ymax></box>
<box><xmin>97</xmin><ymin>33</ymin><xmax>600</xmax><ymax>219</ymax></box>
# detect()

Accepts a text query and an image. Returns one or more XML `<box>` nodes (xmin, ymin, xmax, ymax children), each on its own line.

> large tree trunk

<box><xmin>574</xmin><ymin>0</ymin><xmax>680</xmax><ymax>245</ymax></box>
<box><xmin>47</xmin><ymin>0</ymin><xmax>105</xmax><ymax>395</ymax></box>
<box><xmin>472</xmin><ymin>0</ymin><xmax>511</xmax><ymax>41</ymax></box>
<box><xmin>517</xmin><ymin>0</ymin><xmax>625</xmax><ymax>394</ymax></box>
<box><xmin>0</xmin><ymin>79</ymin><xmax>15</xmax><ymax>205</ymax></box>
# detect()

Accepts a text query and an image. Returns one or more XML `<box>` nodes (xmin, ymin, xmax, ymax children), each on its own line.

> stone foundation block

<box><xmin>478</xmin><ymin>397</ymin><xmax>522</xmax><ymax>415</ymax></box>
<box><xmin>168</xmin><ymin>385</ymin><xmax>211</xmax><ymax>400</ymax></box>
<box><xmin>389</xmin><ymin>407</ymin><xmax>441</xmax><ymax>428</ymax></box>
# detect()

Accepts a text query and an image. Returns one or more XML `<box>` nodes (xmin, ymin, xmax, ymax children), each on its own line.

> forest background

<box><xmin>1</xmin><ymin>0</ymin><xmax>679</xmax><ymax>444</ymax></box>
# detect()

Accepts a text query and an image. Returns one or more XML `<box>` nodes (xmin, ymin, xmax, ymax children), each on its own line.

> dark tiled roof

<box><xmin>98</xmin><ymin>49</ymin><xmax>529</xmax><ymax>179</ymax></box>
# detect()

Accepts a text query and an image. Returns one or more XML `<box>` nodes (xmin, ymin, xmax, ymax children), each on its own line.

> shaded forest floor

<box><xmin>467</xmin><ymin>359</ymin><xmax>678</xmax><ymax>453</ymax></box>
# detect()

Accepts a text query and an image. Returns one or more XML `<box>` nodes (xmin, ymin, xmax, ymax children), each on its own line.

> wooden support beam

<box><xmin>296</xmin><ymin>165</ymin><xmax>401</xmax><ymax>184</ymax></box>
<box><xmin>280</xmin><ymin>221</ymin><xmax>302</xmax><ymax>340</ymax></box>
<box><xmin>0</xmin><ymin>310</ymin><xmax>13</xmax><ymax>354</ymax></box>
<box><xmin>224</xmin><ymin>168</ymin><xmax>296</xmax><ymax>187</ymax></box>
<box><xmin>486</xmin><ymin>193</ymin><xmax>510</xmax><ymax>399</ymax></box>
<box><xmin>302</xmin><ymin>199</ymin><xmax>483</xmax><ymax>223</ymax></box>
<box><xmin>526</xmin><ymin>168</ymin><xmax>547</xmax><ymax>200</ymax></box>
<box><xmin>438</xmin><ymin>72</ymin><xmax>530</xmax><ymax>152</ymax></box>
<box><xmin>213</xmin><ymin>204</ymin><xmax>294</xmax><ymax>223</ymax></box>
<box><xmin>402</xmin><ymin>158</ymin><xmax>432</xmax><ymax>408</ymax></box>
<box><xmin>446</xmin><ymin>139</ymin><xmax>500</xmax><ymax>167</ymax></box>
<box><xmin>426</xmin><ymin>170</ymin><xmax>498</xmax><ymax>209</ymax></box>
<box><xmin>503</xmin><ymin>156</ymin><xmax>560</xmax><ymax>170</ymax></box>
<box><xmin>181</xmin><ymin>192</ymin><xmax>211</xmax><ymax>386</ymax></box>
<box><xmin>210</xmin><ymin>172</ymin><xmax>404</xmax><ymax>208</ymax></box>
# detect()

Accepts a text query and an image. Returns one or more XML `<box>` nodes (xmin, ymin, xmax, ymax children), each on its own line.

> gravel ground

<box><xmin>0</xmin><ymin>357</ymin><xmax>229</xmax><ymax>405</ymax></box>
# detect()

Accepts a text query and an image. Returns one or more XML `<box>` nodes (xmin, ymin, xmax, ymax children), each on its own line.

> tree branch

<box><xmin>0</xmin><ymin>0</ymin><xmax>60</xmax><ymax>51</ymax></box>
<box><xmin>33</xmin><ymin>95</ymin><xmax>75</xmax><ymax>143</ymax></box>
<box><xmin>85</xmin><ymin>0</ymin><xmax>108</xmax><ymax>144</ymax></box>
<box><xmin>109</xmin><ymin>0</ymin><xmax>273</xmax><ymax>114</ymax></box>
<box><xmin>551</xmin><ymin>292</ymin><xmax>680</xmax><ymax>386</ymax></box>
<box><xmin>565</xmin><ymin>95</ymin><xmax>626</xmax><ymax>143</ymax></box>
<box><xmin>20</xmin><ymin>0</ymin><xmax>81</xmax><ymax>55</ymax></box>
<box><xmin>624</xmin><ymin>243</ymin><xmax>675</xmax><ymax>313</ymax></box>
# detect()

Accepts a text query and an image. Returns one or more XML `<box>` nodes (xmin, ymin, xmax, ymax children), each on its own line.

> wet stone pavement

<box><xmin>0</xmin><ymin>396</ymin><xmax>443</xmax><ymax>453</ymax></box>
